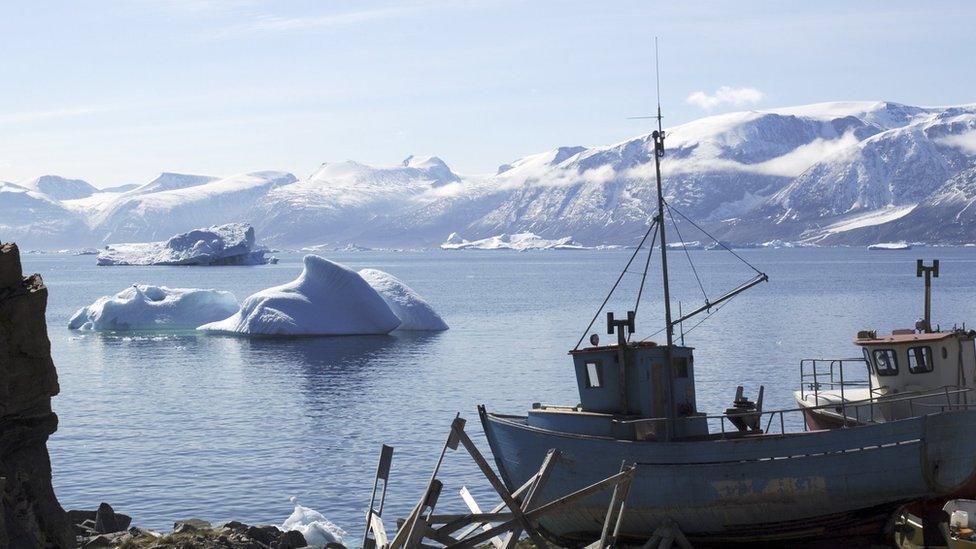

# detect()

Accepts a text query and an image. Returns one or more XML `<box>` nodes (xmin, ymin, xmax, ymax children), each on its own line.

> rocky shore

<box><xmin>68</xmin><ymin>502</ymin><xmax>344</xmax><ymax>548</ymax></box>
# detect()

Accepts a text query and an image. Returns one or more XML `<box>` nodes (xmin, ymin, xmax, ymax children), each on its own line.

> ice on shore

<box><xmin>68</xmin><ymin>285</ymin><xmax>239</xmax><ymax>331</ymax></box>
<box><xmin>199</xmin><ymin>255</ymin><xmax>402</xmax><ymax>336</ymax></box>
<box><xmin>280</xmin><ymin>499</ymin><xmax>346</xmax><ymax>545</ymax></box>
<box><xmin>359</xmin><ymin>269</ymin><xmax>448</xmax><ymax>331</ymax></box>
<box><xmin>440</xmin><ymin>231</ymin><xmax>584</xmax><ymax>251</ymax></box>
<box><xmin>97</xmin><ymin>223</ymin><xmax>273</xmax><ymax>266</ymax></box>
<box><xmin>867</xmin><ymin>241</ymin><xmax>912</xmax><ymax>250</ymax></box>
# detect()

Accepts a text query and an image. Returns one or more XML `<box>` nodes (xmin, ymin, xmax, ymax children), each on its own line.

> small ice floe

<box><xmin>280</xmin><ymin>498</ymin><xmax>346</xmax><ymax>546</ymax></box>
<box><xmin>359</xmin><ymin>269</ymin><xmax>448</xmax><ymax>331</ymax></box>
<box><xmin>68</xmin><ymin>285</ymin><xmax>239</xmax><ymax>331</ymax></box>
<box><xmin>868</xmin><ymin>241</ymin><xmax>912</xmax><ymax>250</ymax></box>
<box><xmin>97</xmin><ymin>223</ymin><xmax>273</xmax><ymax>266</ymax></box>
<box><xmin>198</xmin><ymin>255</ymin><xmax>402</xmax><ymax>336</ymax></box>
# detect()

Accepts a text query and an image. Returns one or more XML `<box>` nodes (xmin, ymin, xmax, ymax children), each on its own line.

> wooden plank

<box><xmin>370</xmin><ymin>514</ymin><xmax>388</xmax><ymax>547</ymax></box>
<box><xmin>459</xmin><ymin>486</ymin><xmax>504</xmax><ymax>549</ymax></box>
<box><xmin>504</xmin><ymin>449</ymin><xmax>559</xmax><ymax>549</ymax></box>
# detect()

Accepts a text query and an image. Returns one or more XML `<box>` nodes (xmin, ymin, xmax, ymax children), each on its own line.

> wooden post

<box><xmin>363</xmin><ymin>444</ymin><xmax>394</xmax><ymax>549</ymax></box>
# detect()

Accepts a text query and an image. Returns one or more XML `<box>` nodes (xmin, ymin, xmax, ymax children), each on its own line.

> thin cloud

<box><xmin>0</xmin><ymin>106</ymin><xmax>115</xmax><ymax>125</ymax></box>
<box><xmin>212</xmin><ymin>5</ymin><xmax>424</xmax><ymax>38</ymax></box>
<box><xmin>937</xmin><ymin>131</ymin><xmax>976</xmax><ymax>155</ymax></box>
<box><xmin>686</xmin><ymin>86</ymin><xmax>765</xmax><ymax>110</ymax></box>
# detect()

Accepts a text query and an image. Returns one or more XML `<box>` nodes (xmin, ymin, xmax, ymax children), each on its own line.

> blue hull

<box><xmin>480</xmin><ymin>407</ymin><xmax>976</xmax><ymax>544</ymax></box>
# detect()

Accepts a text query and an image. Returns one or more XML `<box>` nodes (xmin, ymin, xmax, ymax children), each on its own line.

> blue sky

<box><xmin>1</xmin><ymin>1</ymin><xmax>974</xmax><ymax>187</ymax></box>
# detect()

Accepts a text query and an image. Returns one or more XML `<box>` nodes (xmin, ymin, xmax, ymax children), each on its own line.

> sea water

<box><xmin>20</xmin><ymin>247</ymin><xmax>976</xmax><ymax>539</ymax></box>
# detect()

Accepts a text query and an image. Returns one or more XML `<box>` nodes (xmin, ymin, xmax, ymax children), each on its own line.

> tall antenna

<box><xmin>652</xmin><ymin>37</ymin><xmax>674</xmax><ymax>348</ymax></box>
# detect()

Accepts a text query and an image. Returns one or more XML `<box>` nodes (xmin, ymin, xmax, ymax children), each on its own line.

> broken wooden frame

<box><xmin>363</xmin><ymin>414</ymin><xmax>640</xmax><ymax>549</ymax></box>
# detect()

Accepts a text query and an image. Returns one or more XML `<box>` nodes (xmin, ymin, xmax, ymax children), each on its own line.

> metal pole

<box><xmin>652</xmin><ymin>38</ymin><xmax>676</xmax><ymax>440</ymax></box>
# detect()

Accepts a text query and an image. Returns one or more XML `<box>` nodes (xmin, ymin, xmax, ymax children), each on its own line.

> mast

<box><xmin>652</xmin><ymin>38</ymin><xmax>674</xmax><ymax>347</ymax></box>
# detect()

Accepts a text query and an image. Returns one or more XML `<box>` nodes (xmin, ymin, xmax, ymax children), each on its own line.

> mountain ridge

<box><xmin>5</xmin><ymin>100</ymin><xmax>976</xmax><ymax>249</ymax></box>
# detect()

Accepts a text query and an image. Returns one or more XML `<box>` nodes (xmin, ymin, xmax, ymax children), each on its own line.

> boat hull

<box><xmin>480</xmin><ymin>407</ymin><xmax>976</xmax><ymax>545</ymax></box>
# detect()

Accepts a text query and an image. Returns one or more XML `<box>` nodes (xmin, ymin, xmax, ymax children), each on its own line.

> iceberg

<box><xmin>97</xmin><ymin>223</ymin><xmax>272</xmax><ymax>266</ymax></box>
<box><xmin>868</xmin><ymin>241</ymin><xmax>912</xmax><ymax>250</ymax></box>
<box><xmin>359</xmin><ymin>269</ymin><xmax>448</xmax><ymax>331</ymax></box>
<box><xmin>280</xmin><ymin>499</ymin><xmax>346</xmax><ymax>546</ymax></box>
<box><xmin>440</xmin><ymin>232</ymin><xmax>584</xmax><ymax>251</ymax></box>
<box><xmin>68</xmin><ymin>285</ymin><xmax>239</xmax><ymax>331</ymax></box>
<box><xmin>199</xmin><ymin>255</ymin><xmax>401</xmax><ymax>336</ymax></box>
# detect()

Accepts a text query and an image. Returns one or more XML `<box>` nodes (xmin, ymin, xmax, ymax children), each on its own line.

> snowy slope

<box><xmin>249</xmin><ymin>157</ymin><xmax>460</xmax><ymax>246</ymax></box>
<box><xmin>20</xmin><ymin>175</ymin><xmax>99</xmax><ymax>200</ymax></box>
<box><xmin>0</xmin><ymin>181</ymin><xmax>91</xmax><ymax>247</ymax></box>
<box><xmin>93</xmin><ymin>171</ymin><xmax>296</xmax><ymax>242</ymax></box>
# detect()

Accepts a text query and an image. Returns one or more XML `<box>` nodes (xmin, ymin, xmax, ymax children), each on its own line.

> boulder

<box><xmin>246</xmin><ymin>524</ymin><xmax>281</xmax><ymax>545</ymax></box>
<box><xmin>0</xmin><ymin>242</ymin><xmax>73</xmax><ymax>548</ymax></box>
<box><xmin>94</xmin><ymin>502</ymin><xmax>131</xmax><ymax>533</ymax></box>
<box><xmin>277</xmin><ymin>529</ymin><xmax>307</xmax><ymax>549</ymax></box>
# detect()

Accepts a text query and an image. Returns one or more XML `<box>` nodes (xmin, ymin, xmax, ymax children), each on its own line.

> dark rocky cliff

<box><xmin>0</xmin><ymin>242</ymin><xmax>73</xmax><ymax>548</ymax></box>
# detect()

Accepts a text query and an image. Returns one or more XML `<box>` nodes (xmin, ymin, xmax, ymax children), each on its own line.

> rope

<box><xmin>573</xmin><ymin>219</ymin><xmax>659</xmax><ymax>350</ymax></box>
<box><xmin>664</xmin><ymin>200</ymin><xmax>764</xmax><ymax>275</ymax></box>
<box><xmin>629</xmin><ymin>223</ymin><xmax>660</xmax><ymax>342</ymax></box>
<box><xmin>638</xmin><ymin>287</ymin><xmax>742</xmax><ymax>344</ymax></box>
<box><xmin>665</xmin><ymin>202</ymin><xmax>709</xmax><ymax>305</ymax></box>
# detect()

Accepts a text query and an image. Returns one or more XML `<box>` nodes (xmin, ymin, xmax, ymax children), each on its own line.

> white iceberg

<box><xmin>199</xmin><ymin>255</ymin><xmax>401</xmax><ymax>336</ymax></box>
<box><xmin>359</xmin><ymin>269</ymin><xmax>448</xmax><ymax>331</ymax></box>
<box><xmin>280</xmin><ymin>499</ymin><xmax>346</xmax><ymax>546</ymax></box>
<box><xmin>440</xmin><ymin>232</ymin><xmax>585</xmax><ymax>251</ymax></box>
<box><xmin>868</xmin><ymin>241</ymin><xmax>912</xmax><ymax>250</ymax></box>
<box><xmin>68</xmin><ymin>285</ymin><xmax>239</xmax><ymax>331</ymax></box>
<box><xmin>97</xmin><ymin>223</ymin><xmax>272</xmax><ymax>266</ymax></box>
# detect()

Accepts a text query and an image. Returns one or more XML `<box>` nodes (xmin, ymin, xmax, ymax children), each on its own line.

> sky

<box><xmin>1</xmin><ymin>1</ymin><xmax>975</xmax><ymax>187</ymax></box>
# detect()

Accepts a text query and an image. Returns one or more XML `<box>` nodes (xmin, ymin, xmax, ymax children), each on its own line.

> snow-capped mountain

<box><xmin>6</xmin><ymin>101</ymin><xmax>976</xmax><ymax>249</ymax></box>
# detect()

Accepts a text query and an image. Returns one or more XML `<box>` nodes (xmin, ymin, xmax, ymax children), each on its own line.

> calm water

<box><xmin>20</xmin><ymin>247</ymin><xmax>976</xmax><ymax>540</ymax></box>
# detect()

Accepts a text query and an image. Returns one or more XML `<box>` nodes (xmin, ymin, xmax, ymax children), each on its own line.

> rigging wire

<box><xmin>664</xmin><ymin>199</ymin><xmax>764</xmax><ymax>275</ymax></box>
<box><xmin>665</xmin><ymin>202</ymin><xmax>709</xmax><ymax>306</ymax></box>
<box><xmin>573</xmin><ymin>218</ymin><xmax>659</xmax><ymax>350</ymax></box>
<box><xmin>628</xmin><ymin>221</ymin><xmax>660</xmax><ymax>342</ymax></box>
<box><xmin>638</xmin><ymin>288</ymin><xmax>742</xmax><ymax>344</ymax></box>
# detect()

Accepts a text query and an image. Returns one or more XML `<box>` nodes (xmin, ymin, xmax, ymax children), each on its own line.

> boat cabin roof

<box><xmin>853</xmin><ymin>331</ymin><xmax>960</xmax><ymax>346</ymax></box>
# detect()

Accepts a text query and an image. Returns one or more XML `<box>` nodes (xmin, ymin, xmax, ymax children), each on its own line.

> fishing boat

<box><xmin>794</xmin><ymin>259</ymin><xmax>975</xmax><ymax>430</ymax></box>
<box><xmin>477</xmin><ymin>90</ymin><xmax>976</xmax><ymax>545</ymax></box>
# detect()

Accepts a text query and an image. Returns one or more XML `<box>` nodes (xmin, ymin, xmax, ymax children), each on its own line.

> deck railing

<box><xmin>798</xmin><ymin>357</ymin><xmax>873</xmax><ymax>410</ymax></box>
<box><xmin>617</xmin><ymin>386</ymin><xmax>976</xmax><ymax>439</ymax></box>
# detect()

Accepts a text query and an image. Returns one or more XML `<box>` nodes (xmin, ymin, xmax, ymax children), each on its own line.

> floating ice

<box><xmin>199</xmin><ymin>255</ymin><xmax>401</xmax><ymax>336</ymax></box>
<box><xmin>97</xmin><ymin>223</ymin><xmax>272</xmax><ymax>266</ymax></box>
<box><xmin>280</xmin><ymin>498</ymin><xmax>346</xmax><ymax>546</ymax></box>
<box><xmin>440</xmin><ymin>232</ymin><xmax>585</xmax><ymax>251</ymax></box>
<box><xmin>68</xmin><ymin>285</ymin><xmax>239</xmax><ymax>331</ymax></box>
<box><xmin>359</xmin><ymin>269</ymin><xmax>448</xmax><ymax>331</ymax></box>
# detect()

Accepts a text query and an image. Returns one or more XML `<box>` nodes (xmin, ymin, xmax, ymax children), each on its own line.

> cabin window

<box><xmin>872</xmin><ymin>349</ymin><xmax>899</xmax><ymax>376</ymax></box>
<box><xmin>942</xmin><ymin>347</ymin><xmax>949</xmax><ymax>359</ymax></box>
<box><xmin>908</xmin><ymin>346</ymin><xmax>933</xmax><ymax>374</ymax></box>
<box><xmin>585</xmin><ymin>361</ymin><xmax>603</xmax><ymax>388</ymax></box>
<box><xmin>673</xmin><ymin>357</ymin><xmax>689</xmax><ymax>378</ymax></box>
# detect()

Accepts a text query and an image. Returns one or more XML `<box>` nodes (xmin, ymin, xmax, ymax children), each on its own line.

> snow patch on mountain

<box><xmin>21</xmin><ymin>175</ymin><xmax>99</xmax><ymax>200</ymax></box>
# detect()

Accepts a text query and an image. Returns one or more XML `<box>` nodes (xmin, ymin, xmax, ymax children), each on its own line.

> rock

<box><xmin>174</xmin><ymin>518</ymin><xmax>212</xmax><ymax>533</ymax></box>
<box><xmin>277</xmin><ymin>529</ymin><xmax>307</xmax><ymax>549</ymax></box>
<box><xmin>245</xmin><ymin>524</ymin><xmax>281</xmax><ymax>545</ymax></box>
<box><xmin>0</xmin><ymin>242</ymin><xmax>73</xmax><ymax>547</ymax></box>
<box><xmin>221</xmin><ymin>520</ymin><xmax>249</xmax><ymax>531</ymax></box>
<box><xmin>95</xmin><ymin>502</ymin><xmax>119</xmax><ymax>533</ymax></box>
<box><xmin>68</xmin><ymin>509</ymin><xmax>98</xmax><ymax>524</ymax></box>
<box><xmin>82</xmin><ymin>531</ymin><xmax>126</xmax><ymax>547</ymax></box>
